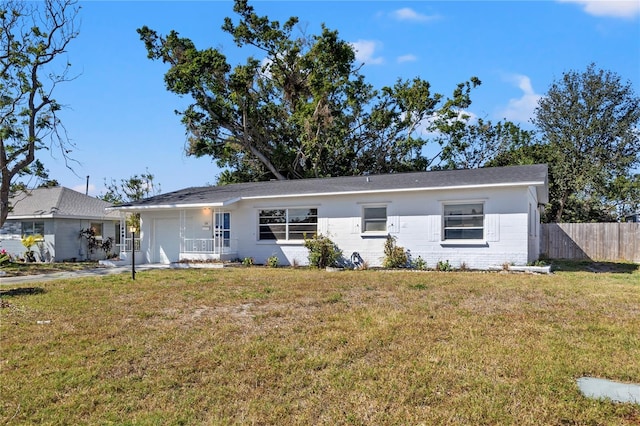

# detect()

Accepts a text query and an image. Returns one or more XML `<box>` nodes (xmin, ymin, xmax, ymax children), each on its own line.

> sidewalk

<box><xmin>0</xmin><ymin>264</ymin><xmax>167</xmax><ymax>285</ymax></box>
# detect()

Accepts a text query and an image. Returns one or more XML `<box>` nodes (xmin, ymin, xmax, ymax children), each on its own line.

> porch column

<box><xmin>179</xmin><ymin>209</ymin><xmax>186</xmax><ymax>253</ymax></box>
<box><xmin>119</xmin><ymin>214</ymin><xmax>127</xmax><ymax>252</ymax></box>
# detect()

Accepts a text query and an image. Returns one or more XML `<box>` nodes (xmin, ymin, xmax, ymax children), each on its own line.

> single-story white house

<box><xmin>0</xmin><ymin>187</ymin><xmax>120</xmax><ymax>262</ymax></box>
<box><xmin>111</xmin><ymin>164</ymin><xmax>548</xmax><ymax>270</ymax></box>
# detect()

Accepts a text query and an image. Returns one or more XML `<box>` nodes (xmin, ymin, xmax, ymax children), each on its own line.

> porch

<box><xmin>117</xmin><ymin>208</ymin><xmax>238</xmax><ymax>264</ymax></box>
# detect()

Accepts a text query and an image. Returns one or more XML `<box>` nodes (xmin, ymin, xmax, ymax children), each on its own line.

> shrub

<box><xmin>411</xmin><ymin>256</ymin><xmax>427</xmax><ymax>271</ymax></box>
<box><xmin>267</xmin><ymin>255</ymin><xmax>279</xmax><ymax>268</ymax></box>
<box><xmin>436</xmin><ymin>259</ymin><xmax>452</xmax><ymax>272</ymax></box>
<box><xmin>0</xmin><ymin>249</ymin><xmax>10</xmax><ymax>266</ymax></box>
<box><xmin>79</xmin><ymin>228</ymin><xmax>114</xmax><ymax>257</ymax></box>
<box><xmin>382</xmin><ymin>235</ymin><xmax>408</xmax><ymax>268</ymax></box>
<box><xmin>21</xmin><ymin>234</ymin><xmax>42</xmax><ymax>262</ymax></box>
<box><xmin>303</xmin><ymin>234</ymin><xmax>342</xmax><ymax>269</ymax></box>
<box><xmin>242</xmin><ymin>257</ymin><xmax>254</xmax><ymax>267</ymax></box>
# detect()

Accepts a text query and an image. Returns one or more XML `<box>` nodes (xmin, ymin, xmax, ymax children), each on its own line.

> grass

<box><xmin>1</xmin><ymin>267</ymin><xmax>639</xmax><ymax>425</ymax></box>
<box><xmin>0</xmin><ymin>261</ymin><xmax>100</xmax><ymax>277</ymax></box>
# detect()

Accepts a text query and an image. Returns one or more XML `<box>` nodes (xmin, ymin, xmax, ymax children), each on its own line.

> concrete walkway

<box><xmin>0</xmin><ymin>264</ymin><xmax>168</xmax><ymax>285</ymax></box>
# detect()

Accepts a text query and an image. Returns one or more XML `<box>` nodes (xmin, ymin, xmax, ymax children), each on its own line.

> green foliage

<box><xmin>21</xmin><ymin>234</ymin><xmax>42</xmax><ymax>262</ymax></box>
<box><xmin>436</xmin><ymin>260</ymin><xmax>452</xmax><ymax>272</ymax></box>
<box><xmin>138</xmin><ymin>0</ymin><xmax>482</xmax><ymax>184</ymax></box>
<box><xmin>98</xmin><ymin>169</ymin><xmax>160</xmax><ymax>205</ymax></box>
<box><xmin>0</xmin><ymin>249</ymin><xmax>11</xmax><ymax>266</ymax></box>
<box><xmin>534</xmin><ymin>64</ymin><xmax>638</xmax><ymax>222</ymax></box>
<box><xmin>382</xmin><ymin>235</ymin><xmax>408</xmax><ymax>268</ymax></box>
<box><xmin>266</xmin><ymin>255</ymin><xmax>279</xmax><ymax>268</ymax></box>
<box><xmin>437</xmin><ymin>118</ymin><xmax>533</xmax><ymax>170</ymax></box>
<box><xmin>411</xmin><ymin>255</ymin><xmax>427</xmax><ymax>271</ymax></box>
<box><xmin>79</xmin><ymin>228</ymin><xmax>114</xmax><ymax>256</ymax></box>
<box><xmin>489</xmin><ymin>64</ymin><xmax>640</xmax><ymax>222</ymax></box>
<box><xmin>0</xmin><ymin>0</ymin><xmax>80</xmax><ymax>228</ymax></box>
<box><xmin>303</xmin><ymin>234</ymin><xmax>342</xmax><ymax>269</ymax></box>
<box><xmin>242</xmin><ymin>257</ymin><xmax>254</xmax><ymax>266</ymax></box>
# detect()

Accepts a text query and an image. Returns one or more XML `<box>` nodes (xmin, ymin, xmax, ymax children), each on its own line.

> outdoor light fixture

<box><xmin>129</xmin><ymin>225</ymin><xmax>136</xmax><ymax>280</ymax></box>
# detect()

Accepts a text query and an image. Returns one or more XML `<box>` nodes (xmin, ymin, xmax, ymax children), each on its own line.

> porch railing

<box><xmin>120</xmin><ymin>238</ymin><xmax>140</xmax><ymax>253</ymax></box>
<box><xmin>182</xmin><ymin>238</ymin><xmax>237</xmax><ymax>254</ymax></box>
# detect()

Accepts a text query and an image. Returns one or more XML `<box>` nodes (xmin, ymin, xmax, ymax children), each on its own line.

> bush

<box><xmin>0</xmin><ymin>249</ymin><xmax>10</xmax><ymax>266</ymax></box>
<box><xmin>21</xmin><ymin>234</ymin><xmax>42</xmax><ymax>262</ymax></box>
<box><xmin>412</xmin><ymin>256</ymin><xmax>427</xmax><ymax>270</ymax></box>
<box><xmin>242</xmin><ymin>257</ymin><xmax>254</xmax><ymax>267</ymax></box>
<box><xmin>304</xmin><ymin>234</ymin><xmax>342</xmax><ymax>269</ymax></box>
<box><xmin>436</xmin><ymin>260</ymin><xmax>452</xmax><ymax>272</ymax></box>
<box><xmin>267</xmin><ymin>255</ymin><xmax>279</xmax><ymax>268</ymax></box>
<box><xmin>382</xmin><ymin>235</ymin><xmax>408</xmax><ymax>268</ymax></box>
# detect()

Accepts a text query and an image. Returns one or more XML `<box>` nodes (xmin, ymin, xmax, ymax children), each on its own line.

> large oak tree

<box><xmin>138</xmin><ymin>0</ymin><xmax>482</xmax><ymax>184</ymax></box>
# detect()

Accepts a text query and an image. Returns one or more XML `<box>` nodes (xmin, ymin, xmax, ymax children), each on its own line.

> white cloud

<box><xmin>497</xmin><ymin>74</ymin><xmax>542</xmax><ymax>124</ymax></box>
<box><xmin>558</xmin><ymin>0</ymin><xmax>640</xmax><ymax>18</ymax></box>
<box><xmin>391</xmin><ymin>8</ymin><xmax>438</xmax><ymax>22</ymax></box>
<box><xmin>350</xmin><ymin>40</ymin><xmax>384</xmax><ymax>65</ymax></box>
<box><xmin>397</xmin><ymin>54</ymin><xmax>417</xmax><ymax>63</ymax></box>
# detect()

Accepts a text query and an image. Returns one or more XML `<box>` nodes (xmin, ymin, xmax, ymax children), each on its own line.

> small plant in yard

<box><xmin>79</xmin><ymin>228</ymin><xmax>114</xmax><ymax>257</ymax></box>
<box><xmin>458</xmin><ymin>261</ymin><xmax>470</xmax><ymax>271</ymax></box>
<box><xmin>436</xmin><ymin>259</ymin><xmax>452</xmax><ymax>272</ymax></box>
<box><xmin>267</xmin><ymin>255</ymin><xmax>279</xmax><ymax>268</ymax></box>
<box><xmin>411</xmin><ymin>255</ymin><xmax>427</xmax><ymax>270</ymax></box>
<box><xmin>242</xmin><ymin>257</ymin><xmax>254</xmax><ymax>266</ymax></box>
<box><xmin>21</xmin><ymin>234</ymin><xmax>42</xmax><ymax>262</ymax></box>
<box><xmin>303</xmin><ymin>234</ymin><xmax>342</xmax><ymax>269</ymax></box>
<box><xmin>382</xmin><ymin>235</ymin><xmax>408</xmax><ymax>268</ymax></box>
<box><xmin>0</xmin><ymin>249</ymin><xmax>10</xmax><ymax>266</ymax></box>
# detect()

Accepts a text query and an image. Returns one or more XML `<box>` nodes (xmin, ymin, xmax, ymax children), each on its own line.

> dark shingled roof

<box><xmin>113</xmin><ymin>164</ymin><xmax>548</xmax><ymax>210</ymax></box>
<box><xmin>8</xmin><ymin>187</ymin><xmax>118</xmax><ymax>219</ymax></box>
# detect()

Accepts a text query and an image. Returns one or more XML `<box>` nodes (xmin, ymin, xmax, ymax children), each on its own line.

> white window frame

<box><xmin>361</xmin><ymin>205</ymin><xmax>388</xmax><ymax>235</ymax></box>
<box><xmin>21</xmin><ymin>221</ymin><xmax>45</xmax><ymax>239</ymax></box>
<box><xmin>90</xmin><ymin>222</ymin><xmax>104</xmax><ymax>240</ymax></box>
<box><xmin>258</xmin><ymin>207</ymin><xmax>318</xmax><ymax>242</ymax></box>
<box><xmin>441</xmin><ymin>201</ymin><xmax>485</xmax><ymax>243</ymax></box>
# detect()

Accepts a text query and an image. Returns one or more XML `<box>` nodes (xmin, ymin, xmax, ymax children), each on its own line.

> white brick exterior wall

<box><xmin>137</xmin><ymin>184</ymin><xmax>542</xmax><ymax>269</ymax></box>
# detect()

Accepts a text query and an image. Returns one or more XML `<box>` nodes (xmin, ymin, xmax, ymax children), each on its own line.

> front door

<box><xmin>214</xmin><ymin>212</ymin><xmax>230</xmax><ymax>251</ymax></box>
<box><xmin>153</xmin><ymin>217</ymin><xmax>180</xmax><ymax>263</ymax></box>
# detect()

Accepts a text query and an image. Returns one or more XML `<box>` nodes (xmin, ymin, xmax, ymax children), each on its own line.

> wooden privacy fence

<box><xmin>541</xmin><ymin>223</ymin><xmax>640</xmax><ymax>263</ymax></box>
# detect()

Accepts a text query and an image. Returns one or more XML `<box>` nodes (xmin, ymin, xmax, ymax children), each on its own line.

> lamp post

<box><xmin>129</xmin><ymin>225</ymin><xmax>136</xmax><ymax>280</ymax></box>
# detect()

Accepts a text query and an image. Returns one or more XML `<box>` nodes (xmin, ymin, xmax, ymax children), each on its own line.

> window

<box><xmin>259</xmin><ymin>208</ymin><xmax>317</xmax><ymax>241</ymax></box>
<box><xmin>91</xmin><ymin>223</ymin><xmax>103</xmax><ymax>240</ymax></box>
<box><xmin>21</xmin><ymin>221</ymin><xmax>44</xmax><ymax>238</ymax></box>
<box><xmin>362</xmin><ymin>206</ymin><xmax>387</xmax><ymax>233</ymax></box>
<box><xmin>443</xmin><ymin>203</ymin><xmax>484</xmax><ymax>240</ymax></box>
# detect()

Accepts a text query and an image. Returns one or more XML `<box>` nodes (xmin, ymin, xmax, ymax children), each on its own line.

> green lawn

<box><xmin>1</xmin><ymin>267</ymin><xmax>639</xmax><ymax>425</ymax></box>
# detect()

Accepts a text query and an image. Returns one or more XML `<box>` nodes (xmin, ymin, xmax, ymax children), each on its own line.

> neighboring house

<box><xmin>0</xmin><ymin>187</ymin><xmax>120</xmax><ymax>262</ymax></box>
<box><xmin>625</xmin><ymin>212</ymin><xmax>639</xmax><ymax>223</ymax></box>
<box><xmin>112</xmin><ymin>164</ymin><xmax>549</xmax><ymax>270</ymax></box>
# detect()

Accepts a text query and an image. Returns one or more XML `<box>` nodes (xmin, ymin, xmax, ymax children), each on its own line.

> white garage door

<box><xmin>153</xmin><ymin>218</ymin><xmax>180</xmax><ymax>264</ymax></box>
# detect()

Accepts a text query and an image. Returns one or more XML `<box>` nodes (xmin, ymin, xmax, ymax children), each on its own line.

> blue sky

<box><xmin>42</xmin><ymin>0</ymin><xmax>639</xmax><ymax>196</ymax></box>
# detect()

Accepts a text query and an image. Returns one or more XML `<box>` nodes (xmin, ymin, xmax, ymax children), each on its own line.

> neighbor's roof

<box><xmin>113</xmin><ymin>164</ymin><xmax>549</xmax><ymax>211</ymax></box>
<box><xmin>7</xmin><ymin>187</ymin><xmax>118</xmax><ymax>220</ymax></box>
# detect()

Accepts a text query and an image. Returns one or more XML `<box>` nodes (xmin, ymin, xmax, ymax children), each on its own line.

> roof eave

<box><xmin>108</xmin><ymin>181</ymin><xmax>546</xmax><ymax>210</ymax></box>
<box><xmin>241</xmin><ymin>180</ymin><xmax>547</xmax><ymax>201</ymax></box>
<box><xmin>107</xmin><ymin>199</ymin><xmax>238</xmax><ymax>211</ymax></box>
